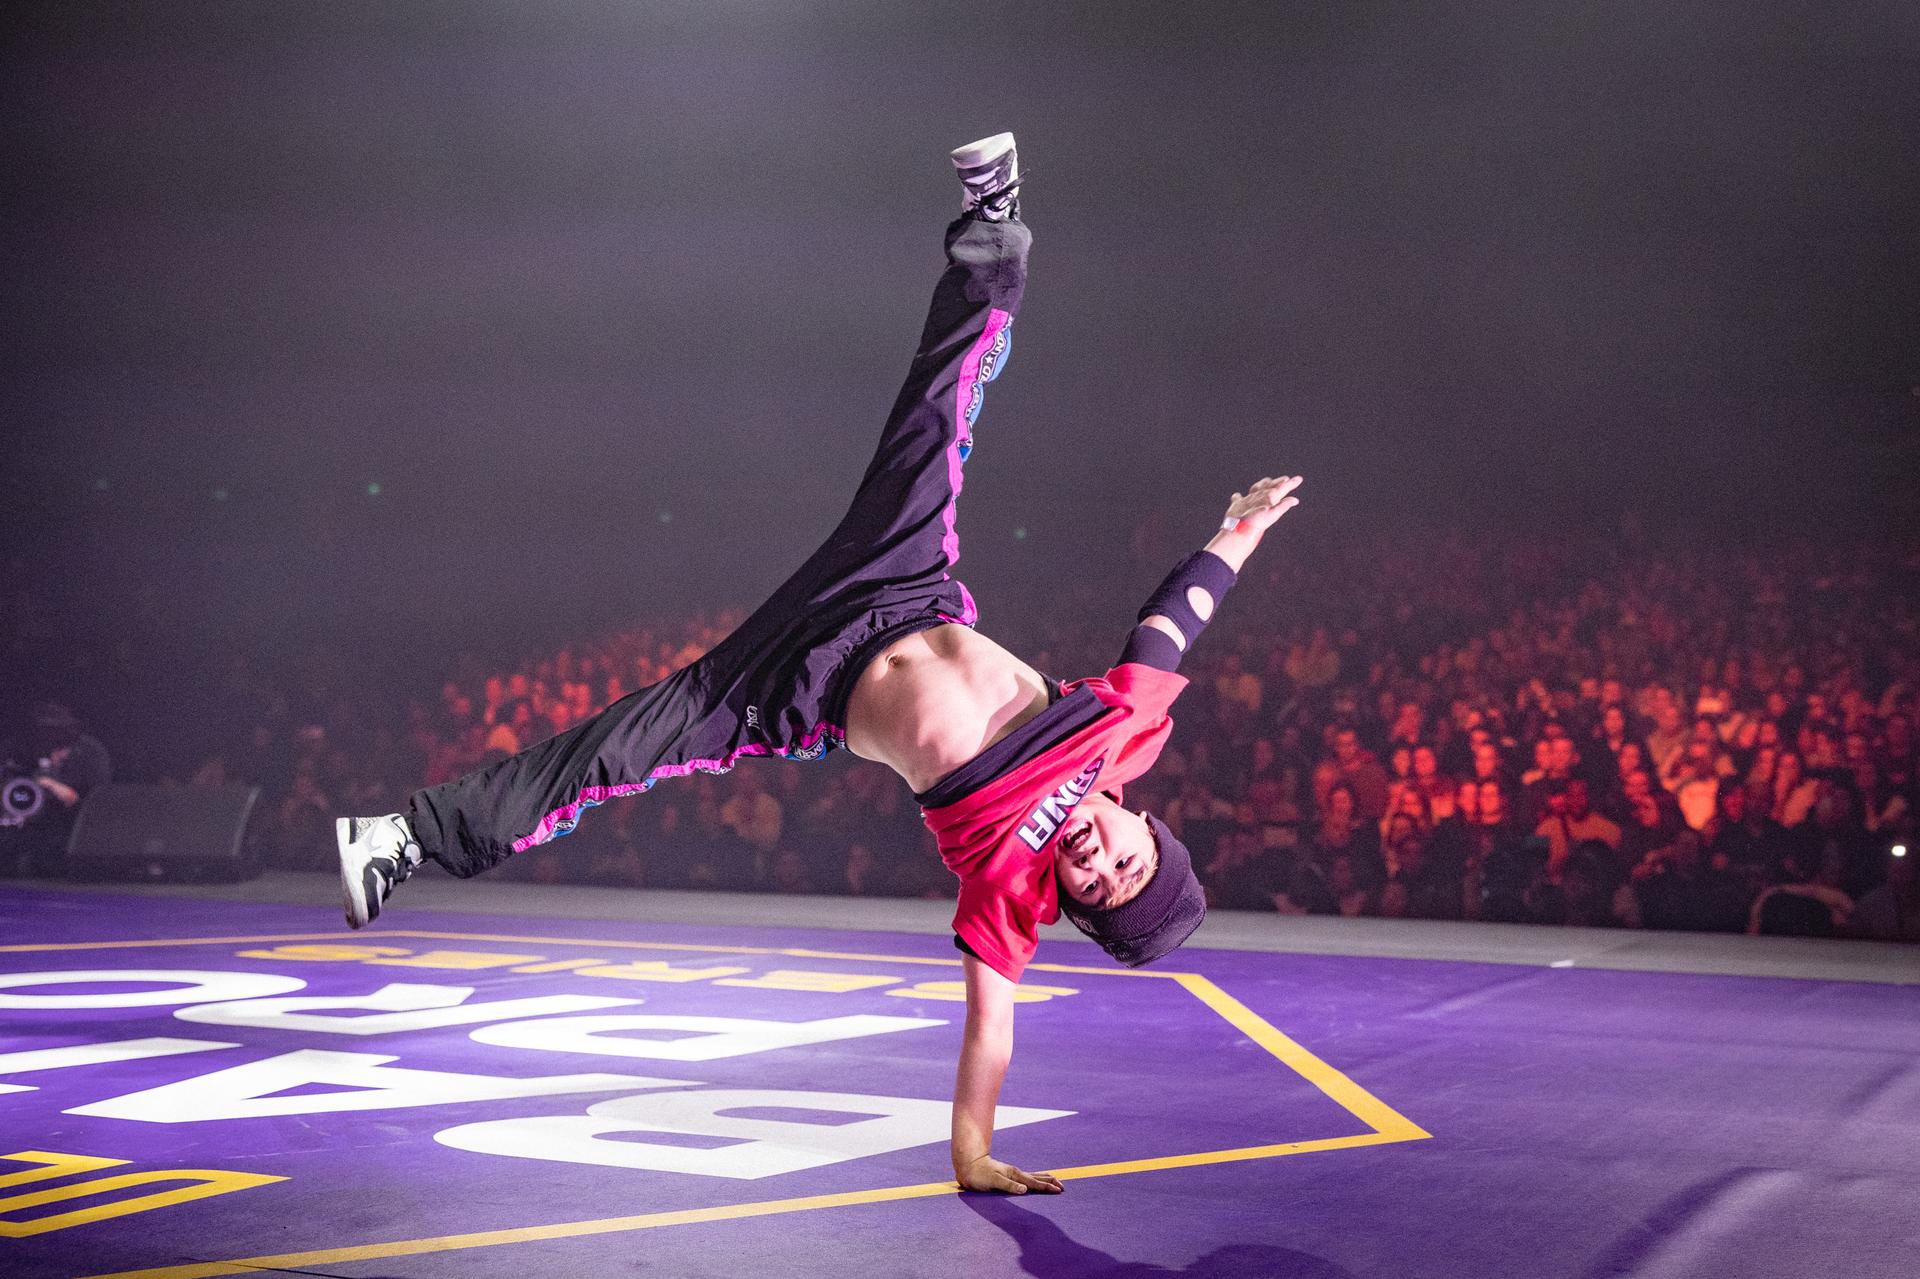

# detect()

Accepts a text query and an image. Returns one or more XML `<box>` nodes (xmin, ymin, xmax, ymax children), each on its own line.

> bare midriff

<box><xmin>843</xmin><ymin>623</ymin><xmax>1054</xmax><ymax>795</ymax></box>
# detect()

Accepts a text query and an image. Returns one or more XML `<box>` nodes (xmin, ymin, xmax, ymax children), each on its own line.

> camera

<box><xmin>1</xmin><ymin>774</ymin><xmax>46</xmax><ymax>827</ymax></box>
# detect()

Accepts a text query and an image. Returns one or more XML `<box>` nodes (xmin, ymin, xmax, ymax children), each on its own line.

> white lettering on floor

<box><xmin>0</xmin><ymin>1038</ymin><xmax>237</xmax><ymax>1095</ymax></box>
<box><xmin>176</xmin><ymin>982</ymin><xmax>637</xmax><ymax>1036</ymax></box>
<box><xmin>437</xmin><ymin>1088</ymin><xmax>1074</xmax><ymax>1179</ymax></box>
<box><xmin>470</xmin><ymin>1012</ymin><xmax>945</xmax><ymax>1062</ymax></box>
<box><xmin>67</xmin><ymin>1049</ymin><xmax>695</xmax><ymax>1122</ymax></box>
<box><xmin>0</xmin><ymin>970</ymin><xmax>306</xmax><ymax>1009</ymax></box>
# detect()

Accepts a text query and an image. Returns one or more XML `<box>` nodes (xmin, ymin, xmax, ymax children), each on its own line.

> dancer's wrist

<box><xmin>1204</xmin><ymin>525</ymin><xmax>1261</xmax><ymax>573</ymax></box>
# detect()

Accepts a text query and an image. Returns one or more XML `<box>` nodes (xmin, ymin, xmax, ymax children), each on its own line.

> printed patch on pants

<box><xmin>977</xmin><ymin>323</ymin><xmax>1011</xmax><ymax>384</ymax></box>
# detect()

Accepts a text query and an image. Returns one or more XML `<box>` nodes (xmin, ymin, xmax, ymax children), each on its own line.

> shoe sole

<box><xmin>336</xmin><ymin>816</ymin><xmax>376</xmax><ymax>929</ymax></box>
<box><xmin>951</xmin><ymin>132</ymin><xmax>1016</xmax><ymax>169</ymax></box>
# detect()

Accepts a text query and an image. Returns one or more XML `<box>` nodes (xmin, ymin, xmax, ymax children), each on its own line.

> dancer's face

<box><xmin>1053</xmin><ymin>791</ymin><xmax>1158</xmax><ymax>911</ymax></box>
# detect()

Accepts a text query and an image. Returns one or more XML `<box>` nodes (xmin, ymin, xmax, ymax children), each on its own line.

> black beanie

<box><xmin>1059</xmin><ymin>813</ymin><xmax>1206</xmax><ymax>967</ymax></box>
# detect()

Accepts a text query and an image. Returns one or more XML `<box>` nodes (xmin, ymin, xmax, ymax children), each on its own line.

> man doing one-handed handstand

<box><xmin>337</xmin><ymin>133</ymin><xmax>1304</xmax><ymax>1195</ymax></box>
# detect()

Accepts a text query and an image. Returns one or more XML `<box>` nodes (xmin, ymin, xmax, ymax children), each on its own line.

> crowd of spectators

<box><xmin>16</xmin><ymin>530</ymin><xmax>1919</xmax><ymax>943</ymax></box>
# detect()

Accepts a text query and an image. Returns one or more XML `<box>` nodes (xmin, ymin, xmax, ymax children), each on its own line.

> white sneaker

<box><xmin>951</xmin><ymin>132</ymin><xmax>1021</xmax><ymax>221</ymax></box>
<box><xmin>336</xmin><ymin>813</ymin><xmax>423</xmax><ymax>928</ymax></box>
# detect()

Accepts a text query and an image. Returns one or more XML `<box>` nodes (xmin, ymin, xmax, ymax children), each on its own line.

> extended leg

<box><xmin>340</xmin><ymin>140</ymin><xmax>1031</xmax><ymax>923</ymax></box>
<box><xmin>780</xmin><ymin>210</ymin><xmax>1030</xmax><ymax>624</ymax></box>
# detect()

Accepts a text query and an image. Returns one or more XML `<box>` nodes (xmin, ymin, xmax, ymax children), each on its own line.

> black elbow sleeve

<box><xmin>1136</xmin><ymin>551</ymin><xmax>1238</xmax><ymax>642</ymax></box>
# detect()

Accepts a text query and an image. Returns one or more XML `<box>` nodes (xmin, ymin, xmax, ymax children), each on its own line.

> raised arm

<box><xmin>950</xmin><ymin>951</ymin><xmax>1064</xmax><ymax>1194</ymax></box>
<box><xmin>1120</xmin><ymin>474</ymin><xmax>1304</xmax><ymax>670</ymax></box>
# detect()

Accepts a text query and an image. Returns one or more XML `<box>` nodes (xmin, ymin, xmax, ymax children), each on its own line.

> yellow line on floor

<box><xmin>1049</xmin><ymin>1127</ymin><xmax>1411</xmax><ymax>1178</ymax></box>
<box><xmin>1171</xmin><ymin>972</ymin><xmax>1432</xmax><ymax>1142</ymax></box>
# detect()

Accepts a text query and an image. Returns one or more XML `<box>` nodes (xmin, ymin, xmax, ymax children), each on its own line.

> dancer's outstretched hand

<box><xmin>1222</xmin><ymin>474</ymin><xmax>1304</xmax><ymax>536</ymax></box>
<box><xmin>956</xmin><ymin>1154</ymin><xmax>1065</xmax><ymax>1195</ymax></box>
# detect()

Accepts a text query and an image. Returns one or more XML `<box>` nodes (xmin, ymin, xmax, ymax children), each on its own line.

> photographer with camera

<box><xmin>1</xmin><ymin>701</ymin><xmax>112</xmax><ymax>876</ymax></box>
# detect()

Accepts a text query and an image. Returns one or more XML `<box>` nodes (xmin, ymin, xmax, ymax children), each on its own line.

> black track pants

<box><xmin>407</xmin><ymin>214</ymin><xmax>1030</xmax><ymax>876</ymax></box>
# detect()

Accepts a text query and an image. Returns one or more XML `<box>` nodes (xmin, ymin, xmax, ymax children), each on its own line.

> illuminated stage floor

<box><xmin>1</xmin><ymin>875</ymin><xmax>1915</xmax><ymax>1279</ymax></box>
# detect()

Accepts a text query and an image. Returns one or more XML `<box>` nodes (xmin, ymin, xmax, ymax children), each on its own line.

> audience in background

<box><xmin>10</xmin><ymin>532</ymin><xmax>1917</xmax><ymax>942</ymax></box>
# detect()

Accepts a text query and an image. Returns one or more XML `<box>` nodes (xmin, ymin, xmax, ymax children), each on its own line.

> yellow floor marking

<box><xmin>507</xmin><ymin>958</ymin><xmax>610</xmax><ymax>973</ymax></box>
<box><xmin>1047</xmin><ymin>1128</ymin><xmax>1414</xmax><ymax>1178</ymax></box>
<box><xmin>0</xmin><ymin>1151</ymin><xmax>129</xmax><ymax>1189</ymax></box>
<box><xmin>1172</xmin><ymin>972</ymin><xmax>1433</xmax><ymax>1143</ymax></box>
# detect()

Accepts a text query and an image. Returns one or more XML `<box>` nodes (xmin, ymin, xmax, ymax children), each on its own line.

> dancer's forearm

<box><xmin>1124</xmin><ymin>550</ymin><xmax>1238</xmax><ymax>670</ymax></box>
<box><xmin>951</xmin><ymin>1013</ymin><xmax>1012</xmax><ymax>1175</ymax></box>
<box><xmin>952</xmin><ymin>951</ymin><xmax>1014</xmax><ymax>1175</ymax></box>
<box><xmin>950</xmin><ymin>953</ymin><xmax>1062</xmax><ymax>1194</ymax></box>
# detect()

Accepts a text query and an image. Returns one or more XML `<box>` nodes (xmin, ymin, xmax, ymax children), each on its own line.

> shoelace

<box><xmin>389</xmin><ymin>844</ymin><xmax>420</xmax><ymax>888</ymax></box>
<box><xmin>372</xmin><ymin>838</ymin><xmax>420</xmax><ymax>901</ymax></box>
<box><xmin>961</xmin><ymin>157</ymin><xmax>1027</xmax><ymax>211</ymax></box>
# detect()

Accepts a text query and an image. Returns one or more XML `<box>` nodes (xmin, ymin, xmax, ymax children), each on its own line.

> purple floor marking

<box><xmin>0</xmin><ymin>886</ymin><xmax>1915</xmax><ymax>1279</ymax></box>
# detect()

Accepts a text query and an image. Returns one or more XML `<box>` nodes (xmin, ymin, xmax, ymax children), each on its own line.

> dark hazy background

<box><xmin>5</xmin><ymin>1</ymin><xmax>1917</xmax><ymax>702</ymax></box>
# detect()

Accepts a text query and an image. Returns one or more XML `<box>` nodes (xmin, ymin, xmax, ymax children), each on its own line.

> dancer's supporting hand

<box><xmin>1208</xmin><ymin>474</ymin><xmax>1304</xmax><ymax>571</ymax></box>
<box><xmin>956</xmin><ymin>1153</ymin><xmax>1065</xmax><ymax>1195</ymax></box>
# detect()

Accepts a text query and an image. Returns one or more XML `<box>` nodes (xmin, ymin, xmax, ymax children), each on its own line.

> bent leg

<box><xmin>406</xmin><ymin>669</ymin><xmax>682</xmax><ymax>878</ymax></box>
<box><xmin>407</xmin><ymin>662</ymin><xmax>761</xmax><ymax>877</ymax></box>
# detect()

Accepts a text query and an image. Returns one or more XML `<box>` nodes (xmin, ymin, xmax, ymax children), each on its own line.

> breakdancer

<box><xmin>337</xmin><ymin>133</ymin><xmax>1303</xmax><ymax>1195</ymax></box>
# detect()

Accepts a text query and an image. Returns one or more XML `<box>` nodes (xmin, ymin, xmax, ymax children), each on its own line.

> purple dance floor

<box><xmin>1</xmin><ymin>886</ymin><xmax>1915</xmax><ymax>1278</ymax></box>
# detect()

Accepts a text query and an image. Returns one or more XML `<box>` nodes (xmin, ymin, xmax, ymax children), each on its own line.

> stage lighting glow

<box><xmin>1894</xmin><ymin>844</ymin><xmax>1908</xmax><ymax>858</ymax></box>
